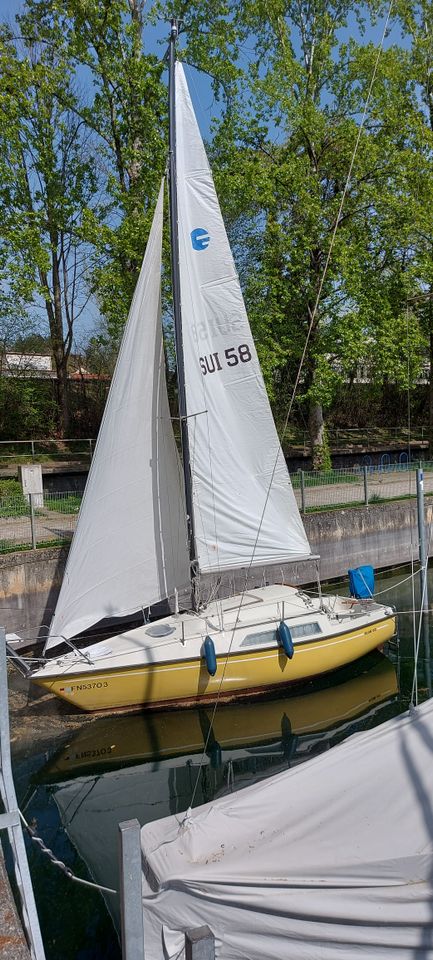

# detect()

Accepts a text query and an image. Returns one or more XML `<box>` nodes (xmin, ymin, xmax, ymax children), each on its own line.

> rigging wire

<box><xmin>187</xmin><ymin>0</ymin><xmax>395</xmax><ymax>812</ymax></box>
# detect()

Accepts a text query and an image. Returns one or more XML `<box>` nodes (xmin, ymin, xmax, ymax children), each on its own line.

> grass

<box><xmin>44</xmin><ymin>494</ymin><xmax>82</xmax><ymax>514</ymax></box>
<box><xmin>0</xmin><ymin>481</ymin><xmax>28</xmax><ymax>517</ymax></box>
<box><xmin>303</xmin><ymin>491</ymin><xmax>420</xmax><ymax>513</ymax></box>
<box><xmin>0</xmin><ymin>537</ymin><xmax>72</xmax><ymax>554</ymax></box>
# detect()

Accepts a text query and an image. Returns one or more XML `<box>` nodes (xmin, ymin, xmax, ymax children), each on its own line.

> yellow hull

<box><xmin>33</xmin><ymin>615</ymin><xmax>396</xmax><ymax>712</ymax></box>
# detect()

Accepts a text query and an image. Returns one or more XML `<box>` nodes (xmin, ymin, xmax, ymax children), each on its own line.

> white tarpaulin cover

<box><xmin>47</xmin><ymin>184</ymin><xmax>189</xmax><ymax>646</ymax></box>
<box><xmin>176</xmin><ymin>63</ymin><xmax>311</xmax><ymax>573</ymax></box>
<box><xmin>142</xmin><ymin>695</ymin><xmax>433</xmax><ymax>959</ymax></box>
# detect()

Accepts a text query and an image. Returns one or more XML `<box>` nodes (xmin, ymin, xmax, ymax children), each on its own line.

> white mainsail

<box><xmin>176</xmin><ymin>63</ymin><xmax>311</xmax><ymax>573</ymax></box>
<box><xmin>142</xmin><ymin>696</ymin><xmax>433</xmax><ymax>960</ymax></box>
<box><xmin>46</xmin><ymin>184</ymin><xmax>189</xmax><ymax>648</ymax></box>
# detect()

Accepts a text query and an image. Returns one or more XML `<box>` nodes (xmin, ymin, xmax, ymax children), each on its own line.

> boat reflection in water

<box><xmin>36</xmin><ymin>653</ymin><xmax>399</xmax><ymax>929</ymax></box>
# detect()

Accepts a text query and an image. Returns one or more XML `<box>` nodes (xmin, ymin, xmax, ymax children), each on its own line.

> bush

<box><xmin>0</xmin><ymin>479</ymin><xmax>28</xmax><ymax>516</ymax></box>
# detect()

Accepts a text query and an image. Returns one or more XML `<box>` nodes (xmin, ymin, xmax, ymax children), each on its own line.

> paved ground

<box><xmin>0</xmin><ymin>511</ymin><xmax>75</xmax><ymax>550</ymax></box>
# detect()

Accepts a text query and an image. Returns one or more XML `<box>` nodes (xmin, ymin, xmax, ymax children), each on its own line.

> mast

<box><xmin>168</xmin><ymin>18</ymin><xmax>198</xmax><ymax>607</ymax></box>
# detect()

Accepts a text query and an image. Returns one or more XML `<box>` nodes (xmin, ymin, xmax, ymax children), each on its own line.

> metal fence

<box><xmin>0</xmin><ymin>490</ymin><xmax>80</xmax><ymax>553</ymax></box>
<box><xmin>0</xmin><ymin>438</ymin><xmax>94</xmax><ymax>465</ymax></box>
<box><xmin>0</xmin><ymin>429</ymin><xmax>428</xmax><ymax>464</ymax></box>
<box><xmin>0</xmin><ymin>462</ymin><xmax>432</xmax><ymax>554</ymax></box>
<box><xmin>293</xmin><ymin>461</ymin><xmax>433</xmax><ymax>513</ymax></box>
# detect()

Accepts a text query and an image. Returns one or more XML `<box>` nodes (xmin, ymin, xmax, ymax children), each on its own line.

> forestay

<box><xmin>46</xmin><ymin>184</ymin><xmax>189</xmax><ymax>648</ymax></box>
<box><xmin>175</xmin><ymin>63</ymin><xmax>311</xmax><ymax>573</ymax></box>
<box><xmin>142</xmin><ymin>696</ymin><xmax>433</xmax><ymax>959</ymax></box>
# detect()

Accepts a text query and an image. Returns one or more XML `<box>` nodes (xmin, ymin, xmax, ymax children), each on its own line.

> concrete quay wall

<box><xmin>304</xmin><ymin>498</ymin><xmax>432</xmax><ymax>582</ymax></box>
<box><xmin>0</xmin><ymin>500</ymin><xmax>431</xmax><ymax>633</ymax></box>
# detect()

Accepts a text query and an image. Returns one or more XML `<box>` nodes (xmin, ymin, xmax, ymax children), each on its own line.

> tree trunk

<box><xmin>40</xmin><ymin>254</ymin><xmax>70</xmax><ymax>437</ymax></box>
<box><xmin>309</xmin><ymin>400</ymin><xmax>329</xmax><ymax>470</ymax></box>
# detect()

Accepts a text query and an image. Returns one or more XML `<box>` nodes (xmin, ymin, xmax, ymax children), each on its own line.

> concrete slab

<box><xmin>0</xmin><ymin>845</ymin><xmax>31</xmax><ymax>959</ymax></box>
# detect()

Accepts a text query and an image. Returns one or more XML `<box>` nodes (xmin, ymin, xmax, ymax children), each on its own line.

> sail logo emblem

<box><xmin>191</xmin><ymin>228</ymin><xmax>210</xmax><ymax>251</ymax></box>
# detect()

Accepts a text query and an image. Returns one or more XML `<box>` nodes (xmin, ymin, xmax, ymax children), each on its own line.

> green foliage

<box><xmin>45</xmin><ymin>494</ymin><xmax>81</xmax><ymax>514</ymax></box>
<box><xmin>0</xmin><ymin>0</ymin><xmax>432</xmax><ymax>451</ymax></box>
<box><xmin>0</xmin><ymin>479</ymin><xmax>24</xmax><ymax>497</ymax></box>
<box><xmin>0</xmin><ymin>379</ymin><xmax>57</xmax><ymax>440</ymax></box>
<box><xmin>0</xmin><ymin>481</ymin><xmax>28</xmax><ymax>516</ymax></box>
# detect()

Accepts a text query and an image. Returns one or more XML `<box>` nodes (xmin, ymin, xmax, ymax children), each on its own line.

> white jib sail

<box><xmin>46</xmin><ymin>183</ymin><xmax>189</xmax><ymax>648</ymax></box>
<box><xmin>176</xmin><ymin>63</ymin><xmax>311</xmax><ymax>573</ymax></box>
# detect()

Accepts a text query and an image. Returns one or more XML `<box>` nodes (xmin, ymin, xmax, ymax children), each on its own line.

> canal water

<box><xmin>11</xmin><ymin>566</ymin><xmax>433</xmax><ymax>960</ymax></box>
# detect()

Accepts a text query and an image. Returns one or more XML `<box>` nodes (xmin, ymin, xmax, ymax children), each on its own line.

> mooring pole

<box><xmin>416</xmin><ymin>467</ymin><xmax>431</xmax><ymax>693</ymax></box>
<box><xmin>417</xmin><ymin>467</ymin><xmax>429</xmax><ymax>614</ymax></box>
<box><xmin>119</xmin><ymin>819</ymin><xmax>145</xmax><ymax>960</ymax></box>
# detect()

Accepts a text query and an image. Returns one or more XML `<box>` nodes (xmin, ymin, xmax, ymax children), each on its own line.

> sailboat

<box><xmin>8</xmin><ymin>23</ymin><xmax>395</xmax><ymax>712</ymax></box>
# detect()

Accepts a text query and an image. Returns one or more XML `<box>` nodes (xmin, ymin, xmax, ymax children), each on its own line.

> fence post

<box><xmin>89</xmin><ymin>438</ymin><xmax>93</xmax><ymax>461</ymax></box>
<box><xmin>119</xmin><ymin>818</ymin><xmax>144</xmax><ymax>960</ymax></box>
<box><xmin>300</xmin><ymin>470</ymin><xmax>306</xmax><ymax>514</ymax></box>
<box><xmin>31</xmin><ymin>440</ymin><xmax>35</xmax><ymax>461</ymax></box>
<box><xmin>416</xmin><ymin>467</ymin><xmax>431</xmax><ymax>697</ymax></box>
<box><xmin>185</xmin><ymin>926</ymin><xmax>215</xmax><ymax>960</ymax></box>
<box><xmin>363</xmin><ymin>465</ymin><xmax>369</xmax><ymax>506</ymax></box>
<box><xmin>29</xmin><ymin>493</ymin><xmax>37</xmax><ymax>550</ymax></box>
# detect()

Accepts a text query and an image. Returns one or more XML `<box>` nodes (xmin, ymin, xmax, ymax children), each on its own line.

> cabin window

<box><xmin>290</xmin><ymin>622</ymin><xmax>322</xmax><ymax>639</ymax></box>
<box><xmin>240</xmin><ymin>622</ymin><xmax>322</xmax><ymax>647</ymax></box>
<box><xmin>240</xmin><ymin>630</ymin><xmax>276</xmax><ymax>647</ymax></box>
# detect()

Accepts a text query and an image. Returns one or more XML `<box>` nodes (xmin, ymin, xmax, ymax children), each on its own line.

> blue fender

<box><xmin>203</xmin><ymin>635</ymin><xmax>217</xmax><ymax>676</ymax></box>
<box><xmin>277</xmin><ymin>621</ymin><xmax>294</xmax><ymax>659</ymax></box>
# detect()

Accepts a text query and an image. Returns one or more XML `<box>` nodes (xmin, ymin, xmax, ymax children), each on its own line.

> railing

<box><xmin>0</xmin><ymin>429</ymin><xmax>428</xmax><ymax>465</ymax></box>
<box><xmin>0</xmin><ymin>438</ymin><xmax>94</xmax><ymax>465</ymax></box>
<box><xmin>283</xmin><ymin>426</ymin><xmax>427</xmax><ymax>453</ymax></box>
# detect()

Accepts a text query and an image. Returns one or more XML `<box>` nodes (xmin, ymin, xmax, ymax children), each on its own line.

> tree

<box><xmin>0</xmin><ymin>22</ymin><xmax>103</xmax><ymax>434</ymax></box>
<box><xmin>185</xmin><ymin>0</ymin><xmax>428</xmax><ymax>465</ymax></box>
<box><xmin>20</xmin><ymin>0</ymin><xmax>168</xmax><ymax>337</ymax></box>
<box><xmin>0</xmin><ymin>0</ymin><xmax>168</xmax><ymax>435</ymax></box>
<box><xmin>391</xmin><ymin>0</ymin><xmax>433</xmax><ymax>453</ymax></box>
